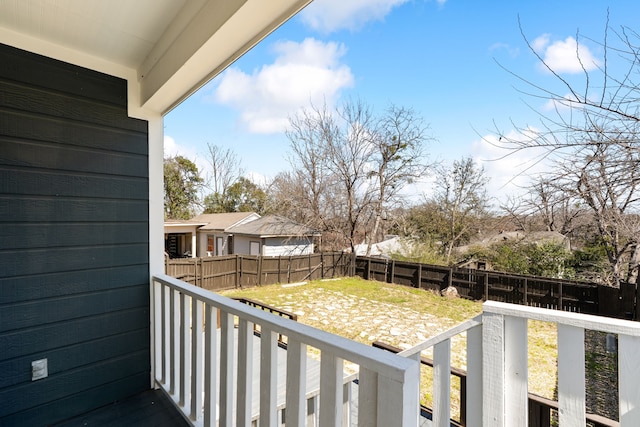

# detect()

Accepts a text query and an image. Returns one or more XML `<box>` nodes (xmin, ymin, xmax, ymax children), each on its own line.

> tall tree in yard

<box><xmin>283</xmin><ymin>99</ymin><xmax>433</xmax><ymax>252</ymax></box>
<box><xmin>202</xmin><ymin>143</ymin><xmax>244</xmax><ymax>212</ymax></box>
<box><xmin>493</xmin><ymin>16</ymin><xmax>640</xmax><ymax>285</ymax></box>
<box><xmin>433</xmin><ymin>157</ymin><xmax>490</xmax><ymax>263</ymax></box>
<box><xmin>164</xmin><ymin>155</ymin><xmax>203</xmax><ymax>219</ymax></box>
<box><xmin>366</xmin><ymin>104</ymin><xmax>433</xmax><ymax>255</ymax></box>
<box><xmin>203</xmin><ymin>176</ymin><xmax>267</xmax><ymax>214</ymax></box>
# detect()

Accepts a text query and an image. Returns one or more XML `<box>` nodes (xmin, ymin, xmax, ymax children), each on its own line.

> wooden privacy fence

<box><xmin>355</xmin><ymin>256</ymin><xmax>639</xmax><ymax>320</ymax></box>
<box><xmin>165</xmin><ymin>252</ymin><xmax>351</xmax><ymax>292</ymax></box>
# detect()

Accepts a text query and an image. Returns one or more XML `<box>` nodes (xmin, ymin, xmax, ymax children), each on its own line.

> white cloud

<box><xmin>470</xmin><ymin>129</ymin><xmax>552</xmax><ymax>204</ymax></box>
<box><xmin>164</xmin><ymin>135</ymin><xmax>208</xmax><ymax>176</ymax></box>
<box><xmin>532</xmin><ymin>35</ymin><xmax>600</xmax><ymax>74</ymax></box>
<box><xmin>212</xmin><ymin>38</ymin><xmax>354</xmax><ymax>134</ymax></box>
<box><xmin>299</xmin><ymin>0</ymin><xmax>410</xmax><ymax>33</ymax></box>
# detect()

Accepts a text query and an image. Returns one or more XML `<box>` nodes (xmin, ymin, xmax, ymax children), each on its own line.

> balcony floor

<box><xmin>52</xmin><ymin>389</ymin><xmax>190</xmax><ymax>427</ymax></box>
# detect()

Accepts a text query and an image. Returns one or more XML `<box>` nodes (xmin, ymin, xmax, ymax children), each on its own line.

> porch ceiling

<box><xmin>0</xmin><ymin>0</ymin><xmax>311</xmax><ymax>114</ymax></box>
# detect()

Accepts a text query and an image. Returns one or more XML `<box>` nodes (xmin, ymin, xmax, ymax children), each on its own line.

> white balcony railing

<box><xmin>152</xmin><ymin>274</ymin><xmax>420</xmax><ymax>427</ymax></box>
<box><xmin>399</xmin><ymin>300</ymin><xmax>640</xmax><ymax>427</ymax></box>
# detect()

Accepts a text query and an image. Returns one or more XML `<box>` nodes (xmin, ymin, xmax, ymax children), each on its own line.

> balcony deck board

<box><xmin>52</xmin><ymin>388</ymin><xmax>190</xmax><ymax>427</ymax></box>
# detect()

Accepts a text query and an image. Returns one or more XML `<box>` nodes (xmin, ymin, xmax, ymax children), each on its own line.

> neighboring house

<box><xmin>191</xmin><ymin>212</ymin><xmax>260</xmax><ymax>256</ymax></box>
<box><xmin>353</xmin><ymin>235</ymin><xmax>412</xmax><ymax>258</ymax></box>
<box><xmin>163</xmin><ymin>219</ymin><xmax>207</xmax><ymax>258</ymax></box>
<box><xmin>226</xmin><ymin>215</ymin><xmax>320</xmax><ymax>256</ymax></box>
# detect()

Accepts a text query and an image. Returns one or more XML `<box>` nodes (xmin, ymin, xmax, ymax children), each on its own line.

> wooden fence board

<box><xmin>167</xmin><ymin>254</ymin><xmax>636</xmax><ymax>320</ymax></box>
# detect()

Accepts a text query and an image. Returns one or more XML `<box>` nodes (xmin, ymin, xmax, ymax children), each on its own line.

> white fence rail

<box><xmin>398</xmin><ymin>300</ymin><xmax>640</xmax><ymax>427</ymax></box>
<box><xmin>152</xmin><ymin>273</ymin><xmax>420</xmax><ymax>427</ymax></box>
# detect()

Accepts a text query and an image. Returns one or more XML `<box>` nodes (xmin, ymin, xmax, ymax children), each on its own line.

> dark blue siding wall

<box><xmin>0</xmin><ymin>44</ymin><xmax>151</xmax><ymax>426</ymax></box>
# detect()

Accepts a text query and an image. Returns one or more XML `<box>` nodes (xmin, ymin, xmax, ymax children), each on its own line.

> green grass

<box><xmin>221</xmin><ymin>277</ymin><xmax>558</xmax><ymax>414</ymax></box>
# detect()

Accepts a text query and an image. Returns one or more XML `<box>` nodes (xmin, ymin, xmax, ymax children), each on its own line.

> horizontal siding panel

<box><xmin>0</xmin><ymin>328</ymin><xmax>149</xmax><ymax>389</ymax></box>
<box><xmin>0</xmin><ymin>79</ymin><xmax>147</xmax><ymax>132</ymax></box>
<box><xmin>0</xmin><ymin>265</ymin><xmax>148</xmax><ymax>304</ymax></box>
<box><xmin>0</xmin><ymin>138</ymin><xmax>148</xmax><ymax>177</ymax></box>
<box><xmin>0</xmin><ymin>285</ymin><xmax>149</xmax><ymax>332</ymax></box>
<box><xmin>0</xmin><ymin>243</ymin><xmax>149</xmax><ymax>278</ymax></box>
<box><xmin>0</xmin><ymin>43</ymin><xmax>151</xmax><ymax>425</ymax></box>
<box><xmin>1</xmin><ymin>307</ymin><xmax>149</xmax><ymax>360</ymax></box>
<box><xmin>0</xmin><ymin>43</ymin><xmax>128</xmax><ymax>107</ymax></box>
<box><xmin>0</xmin><ymin>109</ymin><xmax>147</xmax><ymax>155</ymax></box>
<box><xmin>0</xmin><ymin>372</ymin><xmax>150</xmax><ymax>427</ymax></box>
<box><xmin>0</xmin><ymin>169</ymin><xmax>148</xmax><ymax>200</ymax></box>
<box><xmin>0</xmin><ymin>350</ymin><xmax>150</xmax><ymax>417</ymax></box>
<box><xmin>0</xmin><ymin>196</ymin><xmax>148</xmax><ymax>223</ymax></box>
<box><xmin>0</xmin><ymin>222</ymin><xmax>149</xmax><ymax>249</ymax></box>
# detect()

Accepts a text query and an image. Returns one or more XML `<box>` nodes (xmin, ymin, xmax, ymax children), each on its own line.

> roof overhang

<box><xmin>0</xmin><ymin>0</ymin><xmax>312</xmax><ymax>117</ymax></box>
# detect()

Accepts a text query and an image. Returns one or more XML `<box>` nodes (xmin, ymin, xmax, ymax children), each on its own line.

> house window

<box><xmin>207</xmin><ymin>235</ymin><xmax>214</xmax><ymax>253</ymax></box>
<box><xmin>250</xmin><ymin>241</ymin><xmax>260</xmax><ymax>256</ymax></box>
<box><xmin>216</xmin><ymin>237</ymin><xmax>224</xmax><ymax>255</ymax></box>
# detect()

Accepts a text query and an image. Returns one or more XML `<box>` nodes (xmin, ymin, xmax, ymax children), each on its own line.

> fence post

<box><xmin>258</xmin><ymin>255</ymin><xmax>263</xmax><ymax>286</ymax></box>
<box><xmin>448</xmin><ymin>267</ymin><xmax>453</xmax><ymax>288</ymax></box>
<box><xmin>484</xmin><ymin>272</ymin><xmax>489</xmax><ymax>301</ymax></box>
<box><xmin>390</xmin><ymin>259</ymin><xmax>395</xmax><ymax>284</ymax></box>
<box><xmin>417</xmin><ymin>263</ymin><xmax>422</xmax><ymax>289</ymax></box>
<box><xmin>558</xmin><ymin>282</ymin><xmax>563</xmax><ymax>311</ymax></box>
<box><xmin>235</xmin><ymin>255</ymin><xmax>240</xmax><ymax>289</ymax></box>
<box><xmin>278</xmin><ymin>256</ymin><xmax>282</xmax><ymax>284</ymax></box>
<box><xmin>523</xmin><ymin>278</ymin><xmax>528</xmax><ymax>305</ymax></box>
<box><xmin>309</xmin><ymin>253</ymin><xmax>312</xmax><ymax>280</ymax></box>
<box><xmin>321</xmin><ymin>252</ymin><xmax>325</xmax><ymax>279</ymax></box>
<box><xmin>366</xmin><ymin>257</ymin><xmax>371</xmax><ymax>280</ymax></box>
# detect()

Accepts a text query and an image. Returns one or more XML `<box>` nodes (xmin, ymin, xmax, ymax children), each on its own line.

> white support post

<box><xmin>169</xmin><ymin>288</ymin><xmax>178</xmax><ymax>395</ymax></box>
<box><xmin>466</xmin><ymin>324</ymin><xmax>483</xmax><ymax>427</ymax></box>
<box><xmin>219</xmin><ymin>311</ymin><xmax>234</xmax><ymax>427</ymax></box>
<box><xmin>357</xmin><ymin>367</ymin><xmax>377</xmax><ymax>427</ymax></box>
<box><xmin>237</xmin><ymin>319</ymin><xmax>254</xmax><ymax>427</ymax></box>
<box><xmin>190</xmin><ymin>300</ymin><xmax>203</xmax><ymax>421</ymax></box>
<box><xmin>179</xmin><ymin>293</ymin><xmax>191</xmax><ymax>407</ymax></box>
<box><xmin>557</xmin><ymin>324</ymin><xmax>586</xmax><ymax>427</ymax></box>
<box><xmin>319</xmin><ymin>353</ymin><xmax>344</xmax><ymax>427</ymax></box>
<box><xmin>260</xmin><ymin>327</ymin><xmax>278</xmax><ymax>427</ymax></box>
<box><xmin>619</xmin><ymin>334</ymin><xmax>640</xmax><ymax>426</ymax></box>
<box><xmin>433</xmin><ymin>340</ymin><xmax>451</xmax><ymax>427</ymax></box>
<box><xmin>342</xmin><ymin>381</ymin><xmax>351</xmax><ymax>426</ymax></box>
<box><xmin>286</xmin><ymin>338</ymin><xmax>307</xmax><ymax>427</ymax></box>
<box><xmin>203</xmin><ymin>305</ymin><xmax>218</xmax><ymax>427</ymax></box>
<box><xmin>504</xmin><ymin>316</ymin><xmax>528</xmax><ymax>426</ymax></box>
<box><xmin>482</xmin><ymin>311</ymin><xmax>504</xmax><ymax>427</ymax></box>
<box><xmin>154</xmin><ymin>281</ymin><xmax>162</xmax><ymax>384</ymax></box>
<box><xmin>376</xmin><ymin>361</ymin><xmax>420</xmax><ymax>427</ymax></box>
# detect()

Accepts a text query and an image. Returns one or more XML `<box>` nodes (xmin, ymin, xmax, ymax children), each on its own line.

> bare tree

<box><xmin>493</xmin><ymin>13</ymin><xmax>640</xmax><ymax>285</ymax></box>
<box><xmin>202</xmin><ymin>143</ymin><xmax>244</xmax><ymax>211</ymax></box>
<box><xmin>282</xmin><ymin>99</ymin><xmax>434</xmax><ymax>253</ymax></box>
<box><xmin>432</xmin><ymin>157</ymin><xmax>490</xmax><ymax>263</ymax></box>
<box><xmin>558</xmin><ymin>140</ymin><xmax>640</xmax><ymax>286</ymax></box>
<box><xmin>501</xmin><ymin>176</ymin><xmax>585</xmax><ymax>235</ymax></box>
<box><xmin>366</xmin><ymin>104</ymin><xmax>434</xmax><ymax>255</ymax></box>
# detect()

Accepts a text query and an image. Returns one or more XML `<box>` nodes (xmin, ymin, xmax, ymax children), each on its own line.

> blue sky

<box><xmin>164</xmin><ymin>0</ymin><xmax>640</xmax><ymax>202</ymax></box>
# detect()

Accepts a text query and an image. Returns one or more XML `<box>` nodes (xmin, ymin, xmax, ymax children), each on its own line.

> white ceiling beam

<box><xmin>138</xmin><ymin>0</ymin><xmax>311</xmax><ymax>115</ymax></box>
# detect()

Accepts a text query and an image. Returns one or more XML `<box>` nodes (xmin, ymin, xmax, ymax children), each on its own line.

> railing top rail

<box><xmin>484</xmin><ymin>300</ymin><xmax>640</xmax><ymax>336</ymax></box>
<box><xmin>397</xmin><ymin>316</ymin><xmax>482</xmax><ymax>358</ymax></box>
<box><xmin>153</xmin><ymin>273</ymin><xmax>416</xmax><ymax>381</ymax></box>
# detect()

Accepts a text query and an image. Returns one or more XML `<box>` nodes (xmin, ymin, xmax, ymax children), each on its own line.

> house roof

<box><xmin>191</xmin><ymin>212</ymin><xmax>260</xmax><ymax>231</ymax></box>
<box><xmin>0</xmin><ymin>0</ymin><xmax>311</xmax><ymax>115</ymax></box>
<box><xmin>227</xmin><ymin>215</ymin><xmax>320</xmax><ymax>238</ymax></box>
<box><xmin>164</xmin><ymin>219</ymin><xmax>208</xmax><ymax>227</ymax></box>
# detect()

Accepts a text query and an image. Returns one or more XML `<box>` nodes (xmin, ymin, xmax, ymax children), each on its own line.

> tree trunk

<box><xmin>627</xmin><ymin>244</ymin><xmax>640</xmax><ymax>285</ymax></box>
